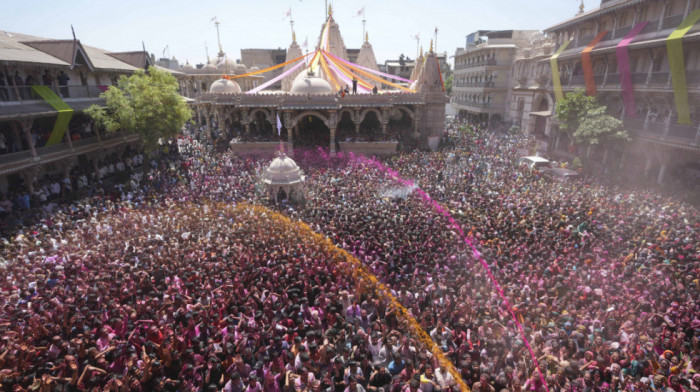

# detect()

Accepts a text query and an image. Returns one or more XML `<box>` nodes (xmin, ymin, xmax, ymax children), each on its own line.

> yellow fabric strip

<box><xmin>228</xmin><ymin>52</ymin><xmax>313</xmax><ymax>79</ymax></box>
<box><xmin>323</xmin><ymin>53</ymin><xmax>374</xmax><ymax>90</ymax></box>
<box><xmin>550</xmin><ymin>39</ymin><xmax>573</xmax><ymax>102</ymax></box>
<box><xmin>326</xmin><ymin>51</ymin><xmax>415</xmax><ymax>92</ymax></box>
<box><xmin>31</xmin><ymin>85</ymin><xmax>74</xmax><ymax>146</ymax></box>
<box><xmin>319</xmin><ymin>53</ymin><xmax>341</xmax><ymax>91</ymax></box>
<box><xmin>667</xmin><ymin>9</ymin><xmax>700</xmax><ymax>125</ymax></box>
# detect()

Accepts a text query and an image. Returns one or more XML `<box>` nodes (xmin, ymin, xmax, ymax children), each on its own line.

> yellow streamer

<box><xmin>234</xmin><ymin>203</ymin><xmax>470</xmax><ymax>392</ymax></box>
<box><xmin>228</xmin><ymin>52</ymin><xmax>314</xmax><ymax>79</ymax></box>
<box><xmin>319</xmin><ymin>54</ymin><xmax>341</xmax><ymax>91</ymax></box>
<box><xmin>325</xmin><ymin>51</ymin><xmax>415</xmax><ymax>92</ymax></box>
<box><xmin>324</xmin><ymin>53</ymin><xmax>375</xmax><ymax>90</ymax></box>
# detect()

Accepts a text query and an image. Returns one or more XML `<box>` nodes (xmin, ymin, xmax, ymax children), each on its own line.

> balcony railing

<box><xmin>0</xmin><ymin>85</ymin><xmax>106</xmax><ymax>103</ymax></box>
<box><xmin>631</xmin><ymin>73</ymin><xmax>648</xmax><ymax>84</ymax></box>
<box><xmin>613</xmin><ymin>26</ymin><xmax>633</xmax><ymax>40</ymax></box>
<box><xmin>662</xmin><ymin>15</ymin><xmax>684</xmax><ymax>31</ymax></box>
<box><xmin>453</xmin><ymin>100</ymin><xmax>495</xmax><ymax>109</ymax></box>
<box><xmin>649</xmin><ymin>72</ymin><xmax>670</xmax><ymax>84</ymax></box>
<box><xmin>454</xmin><ymin>59</ymin><xmax>507</xmax><ymax>70</ymax></box>
<box><xmin>454</xmin><ymin>81</ymin><xmax>496</xmax><ymax>88</ymax></box>
<box><xmin>625</xmin><ymin>119</ymin><xmax>699</xmax><ymax>143</ymax></box>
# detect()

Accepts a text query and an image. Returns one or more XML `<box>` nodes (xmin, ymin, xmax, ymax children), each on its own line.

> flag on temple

<box><xmin>276</xmin><ymin>113</ymin><xmax>282</xmax><ymax>136</ymax></box>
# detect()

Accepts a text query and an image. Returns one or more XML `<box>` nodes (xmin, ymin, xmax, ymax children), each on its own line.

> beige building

<box><xmin>0</xmin><ymin>31</ymin><xmax>153</xmax><ymax>192</ymax></box>
<box><xmin>539</xmin><ymin>0</ymin><xmax>700</xmax><ymax>183</ymax></box>
<box><xmin>452</xmin><ymin>30</ymin><xmax>539</xmax><ymax>123</ymax></box>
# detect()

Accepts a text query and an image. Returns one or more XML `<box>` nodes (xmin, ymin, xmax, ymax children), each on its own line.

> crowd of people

<box><xmin>0</xmin><ymin>119</ymin><xmax>698</xmax><ymax>392</ymax></box>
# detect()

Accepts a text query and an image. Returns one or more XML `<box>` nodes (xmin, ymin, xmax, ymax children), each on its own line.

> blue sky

<box><xmin>1</xmin><ymin>0</ymin><xmax>587</xmax><ymax>66</ymax></box>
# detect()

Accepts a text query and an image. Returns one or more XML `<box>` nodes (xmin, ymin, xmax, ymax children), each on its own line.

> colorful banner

<box><xmin>319</xmin><ymin>53</ymin><xmax>341</xmax><ymax>91</ymax></box>
<box><xmin>325</xmin><ymin>51</ymin><xmax>415</xmax><ymax>84</ymax></box>
<box><xmin>228</xmin><ymin>52</ymin><xmax>313</xmax><ymax>79</ymax></box>
<box><xmin>324</xmin><ymin>56</ymin><xmax>372</xmax><ymax>93</ymax></box>
<box><xmin>616</xmin><ymin>21</ymin><xmax>649</xmax><ymax>119</ymax></box>
<box><xmin>550</xmin><ymin>39</ymin><xmax>573</xmax><ymax>102</ymax></box>
<box><xmin>323</xmin><ymin>53</ymin><xmax>375</xmax><ymax>90</ymax></box>
<box><xmin>31</xmin><ymin>85</ymin><xmax>74</xmax><ymax>146</ymax></box>
<box><xmin>667</xmin><ymin>9</ymin><xmax>700</xmax><ymax>124</ymax></box>
<box><xmin>582</xmin><ymin>30</ymin><xmax>608</xmax><ymax>96</ymax></box>
<box><xmin>324</xmin><ymin>51</ymin><xmax>415</xmax><ymax>92</ymax></box>
<box><xmin>246</xmin><ymin>59</ymin><xmax>306</xmax><ymax>94</ymax></box>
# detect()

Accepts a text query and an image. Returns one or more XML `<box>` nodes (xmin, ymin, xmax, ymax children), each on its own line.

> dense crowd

<box><xmin>0</xmin><ymin>120</ymin><xmax>698</xmax><ymax>392</ymax></box>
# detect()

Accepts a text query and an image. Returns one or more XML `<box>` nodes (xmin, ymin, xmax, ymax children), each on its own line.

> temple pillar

<box><xmin>330</xmin><ymin>127</ymin><xmax>336</xmax><ymax>156</ymax></box>
<box><xmin>283</xmin><ymin>111</ymin><xmax>294</xmax><ymax>154</ymax></box>
<box><xmin>20</xmin><ymin>167</ymin><xmax>40</xmax><ymax>194</ymax></box>
<box><xmin>380</xmin><ymin>122</ymin><xmax>388</xmax><ymax>135</ymax></box>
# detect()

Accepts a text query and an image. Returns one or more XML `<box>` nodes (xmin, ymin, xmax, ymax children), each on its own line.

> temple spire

<box><xmin>293</xmin><ymin>30</ymin><xmax>297</xmax><ymax>43</ymax></box>
<box><xmin>365</xmin><ymin>32</ymin><xmax>369</xmax><ymax>43</ymax></box>
<box><xmin>328</xmin><ymin>3</ymin><xmax>333</xmax><ymax>18</ymax></box>
<box><xmin>429</xmin><ymin>39</ymin><xmax>433</xmax><ymax>53</ymax></box>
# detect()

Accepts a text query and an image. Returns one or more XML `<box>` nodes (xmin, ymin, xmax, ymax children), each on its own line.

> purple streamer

<box><xmin>616</xmin><ymin>21</ymin><xmax>649</xmax><ymax>118</ymax></box>
<box><xmin>246</xmin><ymin>60</ymin><xmax>307</xmax><ymax>94</ymax></box>
<box><xmin>325</xmin><ymin>51</ymin><xmax>415</xmax><ymax>84</ymax></box>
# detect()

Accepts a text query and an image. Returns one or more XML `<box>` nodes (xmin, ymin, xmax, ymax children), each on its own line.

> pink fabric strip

<box><xmin>616</xmin><ymin>21</ymin><xmax>649</xmax><ymax>118</ymax></box>
<box><xmin>325</xmin><ymin>51</ymin><xmax>416</xmax><ymax>84</ymax></box>
<box><xmin>246</xmin><ymin>60</ymin><xmax>307</xmax><ymax>94</ymax></box>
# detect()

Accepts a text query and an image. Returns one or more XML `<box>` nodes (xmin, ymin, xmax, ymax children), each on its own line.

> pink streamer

<box><xmin>353</xmin><ymin>155</ymin><xmax>551</xmax><ymax>392</ymax></box>
<box><xmin>325</xmin><ymin>51</ymin><xmax>416</xmax><ymax>84</ymax></box>
<box><xmin>324</xmin><ymin>55</ymin><xmax>372</xmax><ymax>93</ymax></box>
<box><xmin>616</xmin><ymin>21</ymin><xmax>648</xmax><ymax>118</ymax></box>
<box><xmin>246</xmin><ymin>60</ymin><xmax>307</xmax><ymax>94</ymax></box>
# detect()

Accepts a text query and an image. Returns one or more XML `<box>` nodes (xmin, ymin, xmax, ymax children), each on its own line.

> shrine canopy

<box><xmin>224</xmin><ymin>13</ymin><xmax>417</xmax><ymax>95</ymax></box>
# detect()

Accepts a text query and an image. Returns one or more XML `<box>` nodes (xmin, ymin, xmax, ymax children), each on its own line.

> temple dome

<box><xmin>234</xmin><ymin>64</ymin><xmax>248</xmax><ymax>75</ymax></box>
<box><xmin>183</xmin><ymin>62</ymin><xmax>194</xmax><ymax>71</ymax></box>
<box><xmin>209</xmin><ymin>78</ymin><xmax>242</xmax><ymax>94</ymax></box>
<box><xmin>261</xmin><ymin>150</ymin><xmax>305</xmax><ymax>185</ymax></box>
<box><xmin>290</xmin><ymin>72</ymin><xmax>334</xmax><ymax>95</ymax></box>
<box><xmin>202</xmin><ymin>63</ymin><xmax>217</xmax><ymax>72</ymax></box>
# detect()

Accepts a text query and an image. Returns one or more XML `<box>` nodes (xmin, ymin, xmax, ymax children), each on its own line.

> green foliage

<box><xmin>86</xmin><ymin>67</ymin><xmax>192</xmax><ymax>151</ymax></box>
<box><xmin>554</xmin><ymin>89</ymin><xmax>598</xmax><ymax>133</ymax></box>
<box><xmin>574</xmin><ymin>106</ymin><xmax>630</xmax><ymax>146</ymax></box>
<box><xmin>444</xmin><ymin>74</ymin><xmax>453</xmax><ymax>95</ymax></box>
<box><xmin>572</xmin><ymin>157</ymin><xmax>583</xmax><ymax>170</ymax></box>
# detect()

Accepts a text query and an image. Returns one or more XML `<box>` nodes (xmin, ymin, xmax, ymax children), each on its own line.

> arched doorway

<box><xmin>533</xmin><ymin>98</ymin><xmax>550</xmax><ymax>136</ymax></box>
<box><xmin>387</xmin><ymin>108</ymin><xmax>412</xmax><ymax>140</ymax></box>
<box><xmin>359</xmin><ymin>111</ymin><xmax>381</xmax><ymax>140</ymax></box>
<box><xmin>336</xmin><ymin>111</ymin><xmax>355</xmax><ymax>142</ymax></box>
<box><xmin>294</xmin><ymin>114</ymin><xmax>330</xmax><ymax>149</ymax></box>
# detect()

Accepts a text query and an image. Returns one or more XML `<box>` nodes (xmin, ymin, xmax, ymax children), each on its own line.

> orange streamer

<box><xmin>582</xmin><ymin>31</ymin><xmax>608</xmax><ymax>96</ymax></box>
<box><xmin>323</xmin><ymin>53</ymin><xmax>374</xmax><ymax>90</ymax></box>
<box><xmin>324</xmin><ymin>51</ymin><xmax>415</xmax><ymax>92</ymax></box>
<box><xmin>228</xmin><ymin>52</ymin><xmax>314</xmax><ymax>79</ymax></box>
<box><xmin>319</xmin><ymin>54</ymin><xmax>341</xmax><ymax>91</ymax></box>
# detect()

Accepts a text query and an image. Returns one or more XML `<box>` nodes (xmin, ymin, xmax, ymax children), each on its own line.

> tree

<box><xmin>554</xmin><ymin>89</ymin><xmax>598</xmax><ymax>133</ymax></box>
<box><xmin>86</xmin><ymin>67</ymin><xmax>191</xmax><ymax>151</ymax></box>
<box><xmin>444</xmin><ymin>74</ymin><xmax>453</xmax><ymax>95</ymax></box>
<box><xmin>574</xmin><ymin>106</ymin><xmax>629</xmax><ymax>146</ymax></box>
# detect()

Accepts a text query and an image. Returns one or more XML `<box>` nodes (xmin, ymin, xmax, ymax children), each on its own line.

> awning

<box><xmin>530</xmin><ymin>110</ymin><xmax>552</xmax><ymax>117</ymax></box>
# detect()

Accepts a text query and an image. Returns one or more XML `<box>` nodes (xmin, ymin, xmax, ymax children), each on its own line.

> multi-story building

<box><xmin>0</xmin><ymin>31</ymin><xmax>151</xmax><ymax>192</ymax></box>
<box><xmin>452</xmin><ymin>30</ymin><xmax>539</xmax><ymax>123</ymax></box>
<box><xmin>541</xmin><ymin>0</ymin><xmax>700</xmax><ymax>183</ymax></box>
<box><xmin>508</xmin><ymin>33</ymin><xmax>557</xmax><ymax>147</ymax></box>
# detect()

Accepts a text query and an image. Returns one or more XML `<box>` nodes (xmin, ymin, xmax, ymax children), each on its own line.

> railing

<box><xmin>569</xmin><ymin>75</ymin><xmax>585</xmax><ymax>85</ymax></box>
<box><xmin>454</xmin><ymin>59</ymin><xmax>506</xmax><ymax>70</ymax></box>
<box><xmin>454</xmin><ymin>81</ymin><xmax>496</xmax><ymax>88</ymax></box>
<box><xmin>687</xmin><ymin>70</ymin><xmax>700</xmax><ymax>84</ymax></box>
<box><xmin>453</xmin><ymin>100</ymin><xmax>495</xmax><ymax>109</ymax></box>
<box><xmin>649</xmin><ymin>72</ymin><xmax>670</xmax><ymax>84</ymax></box>
<box><xmin>631</xmin><ymin>73</ymin><xmax>648</xmax><ymax>84</ymax></box>
<box><xmin>606</xmin><ymin>74</ymin><xmax>620</xmax><ymax>84</ymax></box>
<box><xmin>640</xmin><ymin>20</ymin><xmax>660</xmax><ymax>35</ymax></box>
<box><xmin>613</xmin><ymin>26</ymin><xmax>633</xmax><ymax>40</ymax></box>
<box><xmin>0</xmin><ymin>85</ymin><xmax>106</xmax><ymax>103</ymax></box>
<box><xmin>662</xmin><ymin>15</ymin><xmax>684</xmax><ymax>31</ymax></box>
<box><xmin>626</xmin><ymin>120</ymin><xmax>699</xmax><ymax>143</ymax></box>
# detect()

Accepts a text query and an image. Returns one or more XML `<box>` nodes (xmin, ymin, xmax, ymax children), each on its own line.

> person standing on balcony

<box><xmin>352</xmin><ymin>77</ymin><xmax>358</xmax><ymax>94</ymax></box>
<box><xmin>58</xmin><ymin>71</ymin><xmax>70</xmax><ymax>98</ymax></box>
<box><xmin>0</xmin><ymin>73</ymin><xmax>8</xmax><ymax>101</ymax></box>
<box><xmin>42</xmin><ymin>69</ymin><xmax>53</xmax><ymax>87</ymax></box>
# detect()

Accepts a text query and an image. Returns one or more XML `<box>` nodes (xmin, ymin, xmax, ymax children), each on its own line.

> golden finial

<box><xmin>365</xmin><ymin>32</ymin><xmax>369</xmax><ymax>42</ymax></box>
<box><xmin>420</xmin><ymin>46</ymin><xmax>424</xmax><ymax>57</ymax></box>
<box><xmin>429</xmin><ymin>39</ymin><xmax>433</xmax><ymax>53</ymax></box>
<box><xmin>293</xmin><ymin>30</ymin><xmax>297</xmax><ymax>43</ymax></box>
<box><xmin>578</xmin><ymin>0</ymin><xmax>584</xmax><ymax>14</ymax></box>
<box><xmin>328</xmin><ymin>4</ymin><xmax>333</xmax><ymax>17</ymax></box>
